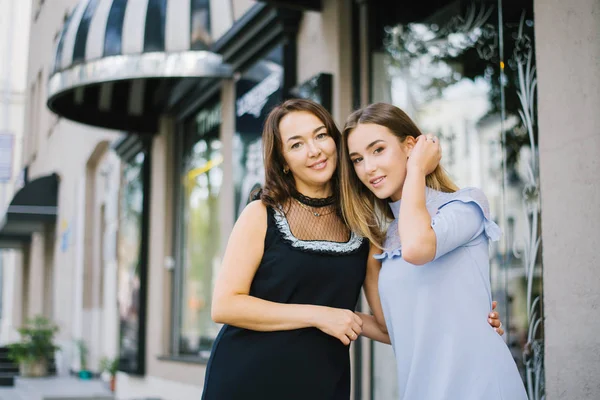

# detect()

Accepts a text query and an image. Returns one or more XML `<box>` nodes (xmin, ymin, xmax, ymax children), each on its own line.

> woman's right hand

<box><xmin>407</xmin><ymin>134</ymin><xmax>441</xmax><ymax>176</ymax></box>
<box><xmin>314</xmin><ymin>307</ymin><xmax>363</xmax><ymax>345</ymax></box>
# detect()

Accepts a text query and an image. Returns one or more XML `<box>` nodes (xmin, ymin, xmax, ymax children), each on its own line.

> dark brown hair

<box><xmin>259</xmin><ymin>98</ymin><xmax>343</xmax><ymax>213</ymax></box>
<box><xmin>339</xmin><ymin>103</ymin><xmax>458</xmax><ymax>248</ymax></box>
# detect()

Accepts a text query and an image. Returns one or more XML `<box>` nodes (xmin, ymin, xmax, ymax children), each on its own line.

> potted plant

<box><xmin>99</xmin><ymin>356</ymin><xmax>119</xmax><ymax>392</ymax></box>
<box><xmin>8</xmin><ymin>316</ymin><xmax>59</xmax><ymax>377</ymax></box>
<box><xmin>75</xmin><ymin>339</ymin><xmax>92</xmax><ymax>379</ymax></box>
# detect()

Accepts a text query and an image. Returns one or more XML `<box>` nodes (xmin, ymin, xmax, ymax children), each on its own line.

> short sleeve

<box><xmin>431</xmin><ymin>188</ymin><xmax>501</xmax><ymax>260</ymax></box>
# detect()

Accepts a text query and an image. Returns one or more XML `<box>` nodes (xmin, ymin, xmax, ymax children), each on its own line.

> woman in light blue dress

<box><xmin>339</xmin><ymin>102</ymin><xmax>528</xmax><ymax>400</ymax></box>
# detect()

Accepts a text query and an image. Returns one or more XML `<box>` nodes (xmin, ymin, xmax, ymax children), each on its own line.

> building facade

<box><xmin>0</xmin><ymin>0</ymin><xmax>32</xmax><ymax>343</ymax></box>
<box><xmin>0</xmin><ymin>0</ymin><xmax>598</xmax><ymax>399</ymax></box>
<box><xmin>0</xmin><ymin>0</ymin><xmax>123</xmax><ymax>376</ymax></box>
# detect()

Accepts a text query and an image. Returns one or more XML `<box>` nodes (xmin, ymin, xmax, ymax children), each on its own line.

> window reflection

<box><xmin>117</xmin><ymin>152</ymin><xmax>145</xmax><ymax>373</ymax></box>
<box><xmin>233</xmin><ymin>45</ymin><xmax>284</xmax><ymax>217</ymax></box>
<box><xmin>179</xmin><ymin>117</ymin><xmax>222</xmax><ymax>357</ymax></box>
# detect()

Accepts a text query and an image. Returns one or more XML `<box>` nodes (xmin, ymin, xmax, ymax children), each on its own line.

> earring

<box><xmin>283</xmin><ymin>166</ymin><xmax>289</xmax><ymax>174</ymax></box>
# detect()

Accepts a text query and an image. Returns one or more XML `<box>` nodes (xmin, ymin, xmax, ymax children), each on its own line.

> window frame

<box><xmin>170</xmin><ymin>94</ymin><xmax>224</xmax><ymax>362</ymax></box>
<box><xmin>115</xmin><ymin>142</ymin><xmax>152</xmax><ymax>376</ymax></box>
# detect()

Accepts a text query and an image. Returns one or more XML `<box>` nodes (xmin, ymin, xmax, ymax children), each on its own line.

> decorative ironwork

<box><xmin>510</xmin><ymin>11</ymin><xmax>545</xmax><ymax>400</ymax></box>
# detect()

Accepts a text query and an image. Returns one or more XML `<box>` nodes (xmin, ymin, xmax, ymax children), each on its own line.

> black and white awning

<box><xmin>47</xmin><ymin>0</ymin><xmax>232</xmax><ymax>133</ymax></box>
<box><xmin>258</xmin><ymin>0</ymin><xmax>321</xmax><ymax>11</ymax></box>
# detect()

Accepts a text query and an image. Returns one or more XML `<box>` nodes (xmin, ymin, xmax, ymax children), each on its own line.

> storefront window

<box><xmin>233</xmin><ymin>45</ymin><xmax>284</xmax><ymax>216</ymax></box>
<box><xmin>177</xmin><ymin>99</ymin><xmax>223</xmax><ymax>357</ymax></box>
<box><xmin>370</xmin><ymin>1</ymin><xmax>542</xmax><ymax>399</ymax></box>
<box><xmin>117</xmin><ymin>151</ymin><xmax>147</xmax><ymax>374</ymax></box>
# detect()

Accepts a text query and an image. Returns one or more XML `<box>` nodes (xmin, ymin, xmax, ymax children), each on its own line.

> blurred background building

<box><xmin>0</xmin><ymin>0</ymin><xmax>598</xmax><ymax>399</ymax></box>
<box><xmin>0</xmin><ymin>0</ymin><xmax>32</xmax><ymax>344</ymax></box>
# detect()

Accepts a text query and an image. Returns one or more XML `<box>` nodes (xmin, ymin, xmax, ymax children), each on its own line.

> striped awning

<box><xmin>47</xmin><ymin>0</ymin><xmax>232</xmax><ymax>133</ymax></box>
<box><xmin>259</xmin><ymin>0</ymin><xmax>321</xmax><ymax>11</ymax></box>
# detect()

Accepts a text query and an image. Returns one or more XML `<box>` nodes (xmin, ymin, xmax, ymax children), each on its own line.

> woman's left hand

<box><xmin>489</xmin><ymin>301</ymin><xmax>504</xmax><ymax>336</ymax></box>
<box><xmin>407</xmin><ymin>134</ymin><xmax>442</xmax><ymax>176</ymax></box>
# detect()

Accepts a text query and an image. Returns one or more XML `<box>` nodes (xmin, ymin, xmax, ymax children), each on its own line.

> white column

<box><xmin>536</xmin><ymin>1</ymin><xmax>600</xmax><ymax>399</ymax></box>
<box><xmin>0</xmin><ymin>251</ymin><xmax>19</xmax><ymax>344</ymax></box>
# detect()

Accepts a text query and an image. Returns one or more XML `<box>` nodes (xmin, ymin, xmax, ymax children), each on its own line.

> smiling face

<box><xmin>278</xmin><ymin>111</ymin><xmax>338</xmax><ymax>196</ymax></box>
<box><xmin>347</xmin><ymin>123</ymin><xmax>415</xmax><ymax>201</ymax></box>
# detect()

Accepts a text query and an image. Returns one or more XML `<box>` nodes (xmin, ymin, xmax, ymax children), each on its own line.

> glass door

<box><xmin>369</xmin><ymin>1</ymin><xmax>543</xmax><ymax>399</ymax></box>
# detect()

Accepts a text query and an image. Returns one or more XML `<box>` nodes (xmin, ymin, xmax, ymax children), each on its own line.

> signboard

<box><xmin>0</xmin><ymin>133</ymin><xmax>14</xmax><ymax>183</ymax></box>
<box><xmin>196</xmin><ymin>101</ymin><xmax>221</xmax><ymax>138</ymax></box>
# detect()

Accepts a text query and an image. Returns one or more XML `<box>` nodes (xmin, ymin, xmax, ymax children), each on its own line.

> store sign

<box><xmin>0</xmin><ymin>133</ymin><xmax>14</xmax><ymax>183</ymax></box>
<box><xmin>236</xmin><ymin>72</ymin><xmax>282</xmax><ymax>118</ymax></box>
<box><xmin>196</xmin><ymin>101</ymin><xmax>221</xmax><ymax>137</ymax></box>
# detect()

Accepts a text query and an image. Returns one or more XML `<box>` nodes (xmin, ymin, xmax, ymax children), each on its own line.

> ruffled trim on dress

<box><xmin>272</xmin><ymin>207</ymin><xmax>365</xmax><ymax>255</ymax></box>
<box><xmin>372</xmin><ymin>188</ymin><xmax>501</xmax><ymax>261</ymax></box>
<box><xmin>432</xmin><ymin>187</ymin><xmax>502</xmax><ymax>242</ymax></box>
<box><xmin>373</xmin><ymin>248</ymin><xmax>402</xmax><ymax>261</ymax></box>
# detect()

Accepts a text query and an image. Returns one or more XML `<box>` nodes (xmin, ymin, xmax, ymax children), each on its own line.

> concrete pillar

<box><xmin>536</xmin><ymin>1</ymin><xmax>600</xmax><ymax>399</ymax></box>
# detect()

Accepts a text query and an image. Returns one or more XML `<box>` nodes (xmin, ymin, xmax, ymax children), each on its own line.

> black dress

<box><xmin>201</xmin><ymin>205</ymin><xmax>368</xmax><ymax>400</ymax></box>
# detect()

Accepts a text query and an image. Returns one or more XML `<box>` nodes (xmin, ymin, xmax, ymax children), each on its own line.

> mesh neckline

<box><xmin>272</xmin><ymin>205</ymin><xmax>364</xmax><ymax>255</ymax></box>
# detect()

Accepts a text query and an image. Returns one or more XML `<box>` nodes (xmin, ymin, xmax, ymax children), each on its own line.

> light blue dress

<box><xmin>374</xmin><ymin>187</ymin><xmax>528</xmax><ymax>400</ymax></box>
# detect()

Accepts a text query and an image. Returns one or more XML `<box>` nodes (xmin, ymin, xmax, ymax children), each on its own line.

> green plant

<box><xmin>99</xmin><ymin>356</ymin><xmax>119</xmax><ymax>376</ymax></box>
<box><xmin>75</xmin><ymin>339</ymin><xmax>89</xmax><ymax>370</ymax></box>
<box><xmin>7</xmin><ymin>316</ymin><xmax>59</xmax><ymax>364</ymax></box>
<box><xmin>7</xmin><ymin>343</ymin><xmax>34</xmax><ymax>363</ymax></box>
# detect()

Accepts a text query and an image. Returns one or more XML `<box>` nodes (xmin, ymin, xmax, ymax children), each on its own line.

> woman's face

<box><xmin>347</xmin><ymin>123</ymin><xmax>414</xmax><ymax>201</ymax></box>
<box><xmin>278</xmin><ymin>111</ymin><xmax>338</xmax><ymax>195</ymax></box>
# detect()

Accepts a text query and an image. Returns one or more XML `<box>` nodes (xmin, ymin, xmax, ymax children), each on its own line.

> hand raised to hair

<box><xmin>407</xmin><ymin>134</ymin><xmax>442</xmax><ymax>176</ymax></box>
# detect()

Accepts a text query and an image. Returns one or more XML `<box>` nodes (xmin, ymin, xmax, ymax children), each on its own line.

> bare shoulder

<box><xmin>240</xmin><ymin>199</ymin><xmax>268</xmax><ymax>218</ymax></box>
<box><xmin>234</xmin><ymin>200</ymin><xmax>268</xmax><ymax>234</ymax></box>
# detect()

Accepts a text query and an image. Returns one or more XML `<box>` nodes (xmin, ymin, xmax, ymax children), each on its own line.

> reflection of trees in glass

<box><xmin>121</xmin><ymin>153</ymin><xmax>144</xmax><ymax>223</ymax></box>
<box><xmin>385</xmin><ymin>3</ymin><xmax>536</xmax><ymax>177</ymax></box>
<box><xmin>180</xmin><ymin>137</ymin><xmax>222</xmax><ymax>355</ymax></box>
<box><xmin>117</xmin><ymin>152</ymin><xmax>145</xmax><ymax>372</ymax></box>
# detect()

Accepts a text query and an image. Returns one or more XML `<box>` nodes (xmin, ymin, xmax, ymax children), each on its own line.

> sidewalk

<box><xmin>0</xmin><ymin>376</ymin><xmax>114</xmax><ymax>400</ymax></box>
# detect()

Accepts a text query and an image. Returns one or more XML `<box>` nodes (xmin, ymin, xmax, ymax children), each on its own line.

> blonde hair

<box><xmin>340</xmin><ymin>103</ymin><xmax>458</xmax><ymax>248</ymax></box>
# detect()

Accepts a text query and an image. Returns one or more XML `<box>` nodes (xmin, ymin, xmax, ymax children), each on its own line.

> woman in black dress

<box><xmin>201</xmin><ymin>99</ymin><xmax>503</xmax><ymax>400</ymax></box>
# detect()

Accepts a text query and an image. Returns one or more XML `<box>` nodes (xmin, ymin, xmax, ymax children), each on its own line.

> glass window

<box><xmin>117</xmin><ymin>151</ymin><xmax>146</xmax><ymax>373</ymax></box>
<box><xmin>191</xmin><ymin>0</ymin><xmax>211</xmax><ymax>50</ymax></box>
<box><xmin>173</xmin><ymin>45</ymin><xmax>286</xmax><ymax>358</ymax></box>
<box><xmin>177</xmin><ymin>100</ymin><xmax>223</xmax><ymax>357</ymax></box>
<box><xmin>233</xmin><ymin>45</ymin><xmax>284</xmax><ymax>217</ymax></box>
<box><xmin>369</xmin><ymin>1</ymin><xmax>542</xmax><ymax>399</ymax></box>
